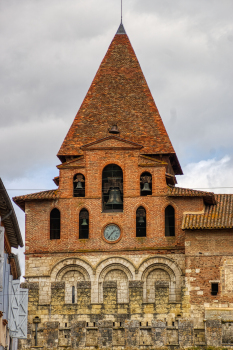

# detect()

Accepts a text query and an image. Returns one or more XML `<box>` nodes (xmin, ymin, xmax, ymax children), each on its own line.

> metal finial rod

<box><xmin>121</xmin><ymin>0</ymin><xmax>123</xmax><ymax>24</ymax></box>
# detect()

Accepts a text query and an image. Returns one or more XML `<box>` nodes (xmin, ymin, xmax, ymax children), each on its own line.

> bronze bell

<box><xmin>109</xmin><ymin>125</ymin><xmax>120</xmax><ymax>134</ymax></box>
<box><xmin>138</xmin><ymin>216</ymin><xmax>145</xmax><ymax>224</ymax></box>
<box><xmin>81</xmin><ymin>218</ymin><xmax>88</xmax><ymax>226</ymax></box>
<box><xmin>107</xmin><ymin>188</ymin><xmax>123</xmax><ymax>205</ymax></box>
<box><xmin>76</xmin><ymin>181</ymin><xmax>83</xmax><ymax>189</ymax></box>
<box><xmin>142</xmin><ymin>182</ymin><xmax>151</xmax><ymax>192</ymax></box>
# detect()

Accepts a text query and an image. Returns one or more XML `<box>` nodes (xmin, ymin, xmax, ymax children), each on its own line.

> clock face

<box><xmin>104</xmin><ymin>224</ymin><xmax>121</xmax><ymax>242</ymax></box>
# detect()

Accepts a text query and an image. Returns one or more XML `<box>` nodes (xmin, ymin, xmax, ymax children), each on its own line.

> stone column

<box><xmin>129</xmin><ymin>281</ymin><xmax>143</xmax><ymax>315</ymax></box>
<box><xmin>43</xmin><ymin>322</ymin><xmax>59</xmax><ymax>349</ymax></box>
<box><xmin>51</xmin><ymin>282</ymin><xmax>65</xmax><ymax>313</ymax></box>
<box><xmin>155</xmin><ymin>281</ymin><xmax>169</xmax><ymax>314</ymax></box>
<box><xmin>98</xmin><ymin>320</ymin><xmax>113</xmax><ymax>348</ymax></box>
<box><xmin>205</xmin><ymin>318</ymin><xmax>222</xmax><ymax>347</ymax></box>
<box><xmin>103</xmin><ymin>281</ymin><xmax>117</xmax><ymax>314</ymax></box>
<box><xmin>77</xmin><ymin>281</ymin><xmax>91</xmax><ymax>314</ymax></box>
<box><xmin>178</xmin><ymin>319</ymin><xmax>194</xmax><ymax>348</ymax></box>
<box><xmin>151</xmin><ymin>319</ymin><xmax>167</xmax><ymax>347</ymax></box>
<box><xmin>70</xmin><ymin>321</ymin><xmax>86</xmax><ymax>349</ymax></box>
<box><xmin>125</xmin><ymin>320</ymin><xmax>140</xmax><ymax>348</ymax></box>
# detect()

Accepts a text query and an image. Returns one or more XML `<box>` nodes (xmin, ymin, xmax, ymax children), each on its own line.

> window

<box><xmin>211</xmin><ymin>283</ymin><xmax>218</xmax><ymax>296</ymax></box>
<box><xmin>165</xmin><ymin>205</ymin><xmax>175</xmax><ymax>236</ymax></box>
<box><xmin>73</xmin><ymin>174</ymin><xmax>85</xmax><ymax>197</ymax></box>
<box><xmin>72</xmin><ymin>286</ymin><xmax>75</xmax><ymax>304</ymax></box>
<box><xmin>140</xmin><ymin>172</ymin><xmax>152</xmax><ymax>196</ymax></box>
<box><xmin>50</xmin><ymin>208</ymin><xmax>60</xmax><ymax>239</ymax></box>
<box><xmin>102</xmin><ymin>164</ymin><xmax>123</xmax><ymax>212</ymax></box>
<box><xmin>136</xmin><ymin>207</ymin><xmax>146</xmax><ymax>237</ymax></box>
<box><xmin>79</xmin><ymin>209</ymin><xmax>89</xmax><ymax>239</ymax></box>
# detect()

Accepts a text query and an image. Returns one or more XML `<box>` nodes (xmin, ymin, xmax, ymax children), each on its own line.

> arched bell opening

<box><xmin>73</xmin><ymin>173</ymin><xmax>85</xmax><ymax>197</ymax></box>
<box><xmin>165</xmin><ymin>205</ymin><xmax>175</xmax><ymax>236</ymax></box>
<box><xmin>50</xmin><ymin>208</ymin><xmax>60</xmax><ymax>240</ymax></box>
<box><xmin>79</xmin><ymin>209</ymin><xmax>89</xmax><ymax>239</ymax></box>
<box><xmin>102</xmin><ymin>164</ymin><xmax>123</xmax><ymax>212</ymax></box>
<box><xmin>140</xmin><ymin>172</ymin><xmax>152</xmax><ymax>196</ymax></box>
<box><xmin>136</xmin><ymin>206</ymin><xmax>146</xmax><ymax>237</ymax></box>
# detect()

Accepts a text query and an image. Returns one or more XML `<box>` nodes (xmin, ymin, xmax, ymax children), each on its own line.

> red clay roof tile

<box><xmin>13</xmin><ymin>190</ymin><xmax>59</xmax><ymax>211</ymax></box>
<box><xmin>57</xmin><ymin>30</ymin><xmax>182</xmax><ymax>174</ymax></box>
<box><xmin>182</xmin><ymin>194</ymin><xmax>233</xmax><ymax>230</ymax></box>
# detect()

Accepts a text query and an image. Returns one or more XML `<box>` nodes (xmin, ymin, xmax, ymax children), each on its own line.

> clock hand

<box><xmin>109</xmin><ymin>231</ymin><xmax>116</xmax><ymax>238</ymax></box>
<box><xmin>109</xmin><ymin>230</ymin><xmax>117</xmax><ymax>239</ymax></box>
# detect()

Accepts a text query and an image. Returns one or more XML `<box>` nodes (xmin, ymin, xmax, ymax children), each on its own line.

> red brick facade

<box><xmin>14</xmin><ymin>24</ymin><xmax>233</xmax><ymax>349</ymax></box>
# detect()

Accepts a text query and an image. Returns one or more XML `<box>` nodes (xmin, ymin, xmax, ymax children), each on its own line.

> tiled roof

<box><xmin>13</xmin><ymin>190</ymin><xmax>59</xmax><ymax>211</ymax></box>
<box><xmin>168</xmin><ymin>186</ymin><xmax>214</xmax><ymax>197</ymax></box>
<box><xmin>57</xmin><ymin>26</ymin><xmax>182</xmax><ymax>175</ymax></box>
<box><xmin>182</xmin><ymin>194</ymin><xmax>233</xmax><ymax>230</ymax></box>
<box><xmin>168</xmin><ymin>186</ymin><xmax>216</xmax><ymax>205</ymax></box>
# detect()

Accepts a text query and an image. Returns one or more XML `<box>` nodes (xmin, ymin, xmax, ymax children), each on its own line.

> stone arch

<box><xmin>104</xmin><ymin>267</ymin><xmax>129</xmax><ymax>303</ymax></box>
<box><xmin>138</xmin><ymin>256</ymin><xmax>183</xmax><ymax>302</ymax></box>
<box><xmin>56</xmin><ymin>264</ymin><xmax>90</xmax><ymax>281</ymax></box>
<box><xmin>58</xmin><ymin>265</ymin><xmax>87</xmax><ymax>304</ymax></box>
<box><xmin>96</xmin><ymin>258</ymin><xmax>135</xmax><ymax>303</ymax></box>
<box><xmin>95</xmin><ymin>257</ymin><xmax>136</xmax><ymax>276</ymax></box>
<box><xmin>49</xmin><ymin>258</ymin><xmax>94</xmax><ymax>305</ymax></box>
<box><xmin>50</xmin><ymin>257</ymin><xmax>94</xmax><ymax>282</ymax></box>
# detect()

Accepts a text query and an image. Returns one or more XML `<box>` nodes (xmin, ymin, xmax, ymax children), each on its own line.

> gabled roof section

<box><xmin>168</xmin><ymin>186</ymin><xmax>216</xmax><ymax>205</ymax></box>
<box><xmin>13</xmin><ymin>190</ymin><xmax>59</xmax><ymax>212</ymax></box>
<box><xmin>57</xmin><ymin>25</ymin><xmax>182</xmax><ymax>175</ymax></box>
<box><xmin>57</xmin><ymin>156</ymin><xmax>85</xmax><ymax>169</ymax></box>
<box><xmin>182</xmin><ymin>194</ymin><xmax>233</xmax><ymax>230</ymax></box>
<box><xmin>0</xmin><ymin>178</ymin><xmax>23</xmax><ymax>248</ymax></box>
<box><xmin>81</xmin><ymin>136</ymin><xmax>143</xmax><ymax>151</ymax></box>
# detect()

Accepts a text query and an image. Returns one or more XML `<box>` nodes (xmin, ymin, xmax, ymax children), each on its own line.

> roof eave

<box><xmin>0</xmin><ymin>178</ymin><xmax>24</xmax><ymax>248</ymax></box>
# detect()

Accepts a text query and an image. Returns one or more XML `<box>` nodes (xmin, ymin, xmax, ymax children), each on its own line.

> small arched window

<box><xmin>79</xmin><ymin>209</ymin><xmax>89</xmax><ymax>239</ymax></box>
<box><xmin>73</xmin><ymin>174</ymin><xmax>85</xmax><ymax>197</ymax></box>
<box><xmin>165</xmin><ymin>205</ymin><xmax>175</xmax><ymax>236</ymax></box>
<box><xmin>50</xmin><ymin>208</ymin><xmax>60</xmax><ymax>240</ymax></box>
<box><xmin>72</xmin><ymin>286</ymin><xmax>75</xmax><ymax>304</ymax></box>
<box><xmin>102</xmin><ymin>164</ymin><xmax>123</xmax><ymax>212</ymax></box>
<box><xmin>136</xmin><ymin>206</ymin><xmax>146</xmax><ymax>237</ymax></box>
<box><xmin>140</xmin><ymin>172</ymin><xmax>152</xmax><ymax>196</ymax></box>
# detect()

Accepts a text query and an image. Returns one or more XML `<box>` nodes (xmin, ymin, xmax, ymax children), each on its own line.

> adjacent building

<box><xmin>13</xmin><ymin>23</ymin><xmax>233</xmax><ymax>349</ymax></box>
<box><xmin>0</xmin><ymin>178</ymin><xmax>27</xmax><ymax>350</ymax></box>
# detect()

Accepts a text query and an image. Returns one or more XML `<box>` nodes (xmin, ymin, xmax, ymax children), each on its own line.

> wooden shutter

<box><xmin>8</xmin><ymin>275</ymin><xmax>13</xmax><ymax>325</ymax></box>
<box><xmin>9</xmin><ymin>279</ymin><xmax>20</xmax><ymax>337</ymax></box>
<box><xmin>16</xmin><ymin>288</ymin><xmax>28</xmax><ymax>339</ymax></box>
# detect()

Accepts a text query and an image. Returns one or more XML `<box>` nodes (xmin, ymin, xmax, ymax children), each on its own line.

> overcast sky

<box><xmin>1</xmin><ymin>0</ymin><xmax>233</xmax><ymax>277</ymax></box>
